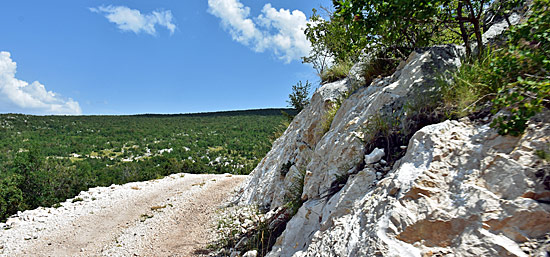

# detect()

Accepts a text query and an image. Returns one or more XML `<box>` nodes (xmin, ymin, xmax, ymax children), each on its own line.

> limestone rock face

<box><xmin>233</xmin><ymin>44</ymin><xmax>550</xmax><ymax>256</ymax></box>
<box><xmin>287</xmin><ymin>113</ymin><xmax>550</xmax><ymax>257</ymax></box>
<box><xmin>234</xmin><ymin>45</ymin><xmax>464</xmax><ymax>209</ymax></box>
<box><xmin>233</xmin><ymin>78</ymin><xmax>352</xmax><ymax>209</ymax></box>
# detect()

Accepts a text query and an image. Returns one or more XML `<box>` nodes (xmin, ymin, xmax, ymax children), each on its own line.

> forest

<box><xmin>0</xmin><ymin>108</ymin><xmax>294</xmax><ymax>221</ymax></box>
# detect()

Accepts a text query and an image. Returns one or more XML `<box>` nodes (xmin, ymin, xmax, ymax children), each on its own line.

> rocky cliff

<box><xmin>230</xmin><ymin>15</ymin><xmax>550</xmax><ymax>257</ymax></box>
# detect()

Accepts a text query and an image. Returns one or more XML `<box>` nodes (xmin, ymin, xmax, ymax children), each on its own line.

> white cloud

<box><xmin>0</xmin><ymin>51</ymin><xmax>82</xmax><ymax>115</ymax></box>
<box><xmin>90</xmin><ymin>5</ymin><xmax>176</xmax><ymax>36</ymax></box>
<box><xmin>208</xmin><ymin>0</ymin><xmax>311</xmax><ymax>63</ymax></box>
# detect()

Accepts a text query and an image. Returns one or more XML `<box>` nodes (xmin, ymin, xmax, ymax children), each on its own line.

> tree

<box><xmin>302</xmin><ymin>8</ymin><xmax>365</xmax><ymax>75</ymax></box>
<box><xmin>0</xmin><ymin>175</ymin><xmax>23</xmax><ymax>221</ymax></box>
<box><xmin>287</xmin><ymin>80</ymin><xmax>312</xmax><ymax>113</ymax></box>
<box><xmin>330</xmin><ymin>0</ymin><xmax>525</xmax><ymax>59</ymax></box>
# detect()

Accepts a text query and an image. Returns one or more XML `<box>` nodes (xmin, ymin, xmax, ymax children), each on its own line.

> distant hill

<box><xmin>137</xmin><ymin>108</ymin><xmax>298</xmax><ymax>118</ymax></box>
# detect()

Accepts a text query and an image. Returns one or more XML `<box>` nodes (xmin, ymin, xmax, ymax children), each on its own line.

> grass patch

<box><xmin>440</xmin><ymin>0</ymin><xmax>550</xmax><ymax>136</ymax></box>
<box><xmin>283</xmin><ymin>169</ymin><xmax>305</xmax><ymax>216</ymax></box>
<box><xmin>535</xmin><ymin>146</ymin><xmax>550</xmax><ymax>162</ymax></box>
<box><xmin>71</xmin><ymin>197</ymin><xmax>84</xmax><ymax>203</ymax></box>
<box><xmin>359</xmin><ymin>51</ymin><xmax>400</xmax><ymax>87</ymax></box>
<box><xmin>270</xmin><ymin>119</ymin><xmax>290</xmax><ymax>143</ymax></box>
<box><xmin>208</xmin><ymin>146</ymin><xmax>224</xmax><ymax>152</ymax></box>
<box><xmin>321</xmin><ymin>60</ymin><xmax>353</xmax><ymax>83</ymax></box>
<box><xmin>440</xmin><ymin>48</ymin><xmax>500</xmax><ymax>118</ymax></box>
<box><xmin>354</xmin><ymin>92</ymin><xmax>444</xmax><ymax>177</ymax></box>
<box><xmin>321</xmin><ymin>99</ymin><xmax>343</xmax><ymax>135</ymax></box>
<box><xmin>210</xmin><ymin>205</ymin><xmax>264</xmax><ymax>253</ymax></box>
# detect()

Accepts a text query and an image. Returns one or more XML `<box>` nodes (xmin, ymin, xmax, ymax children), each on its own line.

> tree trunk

<box><xmin>466</xmin><ymin>0</ymin><xmax>484</xmax><ymax>59</ymax></box>
<box><xmin>458</xmin><ymin>2</ymin><xmax>472</xmax><ymax>57</ymax></box>
<box><xmin>472</xmin><ymin>16</ymin><xmax>484</xmax><ymax>58</ymax></box>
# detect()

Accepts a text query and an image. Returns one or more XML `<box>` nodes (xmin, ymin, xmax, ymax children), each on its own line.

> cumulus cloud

<box><xmin>208</xmin><ymin>0</ymin><xmax>311</xmax><ymax>63</ymax></box>
<box><xmin>90</xmin><ymin>5</ymin><xmax>176</xmax><ymax>36</ymax></box>
<box><xmin>0</xmin><ymin>52</ymin><xmax>82</xmax><ymax>115</ymax></box>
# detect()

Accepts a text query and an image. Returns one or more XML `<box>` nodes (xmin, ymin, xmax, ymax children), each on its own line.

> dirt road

<box><xmin>0</xmin><ymin>173</ymin><xmax>246</xmax><ymax>257</ymax></box>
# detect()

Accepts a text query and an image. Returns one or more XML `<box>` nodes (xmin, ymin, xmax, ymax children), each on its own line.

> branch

<box><xmin>524</xmin><ymin>74</ymin><xmax>550</xmax><ymax>80</ymax></box>
<box><xmin>521</xmin><ymin>92</ymin><xmax>550</xmax><ymax>103</ymax></box>
<box><xmin>477</xmin><ymin>0</ymin><xmax>487</xmax><ymax>20</ymax></box>
<box><xmin>462</xmin><ymin>93</ymin><xmax>497</xmax><ymax>112</ymax></box>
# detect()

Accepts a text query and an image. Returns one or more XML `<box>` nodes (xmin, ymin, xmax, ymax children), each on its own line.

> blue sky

<box><xmin>0</xmin><ymin>0</ymin><xmax>331</xmax><ymax>115</ymax></box>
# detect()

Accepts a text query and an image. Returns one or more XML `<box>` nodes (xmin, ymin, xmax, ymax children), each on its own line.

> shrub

<box><xmin>210</xmin><ymin>205</ymin><xmax>266</xmax><ymax>254</ymax></box>
<box><xmin>210</xmin><ymin>169</ymin><xmax>305</xmax><ymax>256</ymax></box>
<box><xmin>360</xmin><ymin>55</ymin><xmax>399</xmax><ymax>87</ymax></box>
<box><xmin>441</xmin><ymin>0</ymin><xmax>550</xmax><ymax>136</ymax></box>
<box><xmin>0</xmin><ymin>175</ymin><xmax>23</xmax><ymax>221</ymax></box>
<box><xmin>359</xmin><ymin>93</ymin><xmax>443</xmax><ymax>168</ymax></box>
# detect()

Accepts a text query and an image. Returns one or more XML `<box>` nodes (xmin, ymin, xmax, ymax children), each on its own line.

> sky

<box><xmin>0</xmin><ymin>0</ymin><xmax>331</xmax><ymax>115</ymax></box>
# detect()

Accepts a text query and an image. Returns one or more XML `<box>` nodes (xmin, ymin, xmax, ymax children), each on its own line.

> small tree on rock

<box><xmin>287</xmin><ymin>80</ymin><xmax>312</xmax><ymax>113</ymax></box>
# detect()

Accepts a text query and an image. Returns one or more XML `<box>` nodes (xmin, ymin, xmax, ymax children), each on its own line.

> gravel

<box><xmin>0</xmin><ymin>173</ymin><xmax>246</xmax><ymax>256</ymax></box>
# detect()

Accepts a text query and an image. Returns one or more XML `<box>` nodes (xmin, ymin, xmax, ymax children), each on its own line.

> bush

<box><xmin>0</xmin><ymin>175</ymin><xmax>23</xmax><ymax>221</ymax></box>
<box><xmin>441</xmin><ymin>0</ymin><xmax>550</xmax><ymax>136</ymax></box>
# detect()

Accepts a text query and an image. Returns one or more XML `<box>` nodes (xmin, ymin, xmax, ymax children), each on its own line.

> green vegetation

<box><xmin>71</xmin><ymin>197</ymin><xmax>84</xmax><ymax>203</ymax></box>
<box><xmin>283</xmin><ymin>169</ymin><xmax>305</xmax><ymax>217</ymax></box>
<box><xmin>304</xmin><ymin>0</ymin><xmax>526</xmax><ymax>84</ymax></box>
<box><xmin>320</xmin><ymin>60</ymin><xmax>353</xmax><ymax>83</ymax></box>
<box><xmin>442</xmin><ymin>0</ymin><xmax>550</xmax><ymax>135</ymax></box>
<box><xmin>210</xmin><ymin>1</ymin><xmax>549</xmax><ymax>253</ymax></box>
<box><xmin>284</xmin><ymin>80</ymin><xmax>312</xmax><ymax>123</ymax></box>
<box><xmin>211</xmin><ymin>168</ymin><xmax>305</xmax><ymax>256</ymax></box>
<box><xmin>269</xmin><ymin>119</ymin><xmax>291</xmax><ymax>143</ymax></box>
<box><xmin>0</xmin><ymin>109</ymin><xmax>288</xmax><ymax>221</ymax></box>
<box><xmin>321</xmin><ymin>99</ymin><xmax>342</xmax><ymax>135</ymax></box>
<box><xmin>210</xmin><ymin>205</ymin><xmax>266</xmax><ymax>254</ymax></box>
<box><xmin>287</xmin><ymin>81</ymin><xmax>312</xmax><ymax>113</ymax></box>
<box><xmin>536</xmin><ymin>147</ymin><xmax>550</xmax><ymax>162</ymax></box>
<box><xmin>305</xmin><ymin>0</ymin><xmax>547</xmax><ymax>136</ymax></box>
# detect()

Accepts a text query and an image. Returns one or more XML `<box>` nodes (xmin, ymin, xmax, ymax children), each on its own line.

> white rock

<box><xmin>365</xmin><ymin>148</ymin><xmax>385</xmax><ymax>164</ymax></box>
<box><xmin>230</xmin><ymin>39</ymin><xmax>550</xmax><ymax>256</ymax></box>
<box><xmin>243</xmin><ymin>250</ymin><xmax>258</xmax><ymax>257</ymax></box>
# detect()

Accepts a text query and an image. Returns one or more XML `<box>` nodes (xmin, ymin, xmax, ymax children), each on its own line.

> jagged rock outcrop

<box><xmin>231</xmin><ymin>8</ymin><xmax>550</xmax><ymax>256</ymax></box>
<box><xmin>280</xmin><ymin>113</ymin><xmax>550</xmax><ymax>257</ymax></box>
<box><xmin>235</xmin><ymin>45</ymin><xmax>464</xmax><ymax>209</ymax></box>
